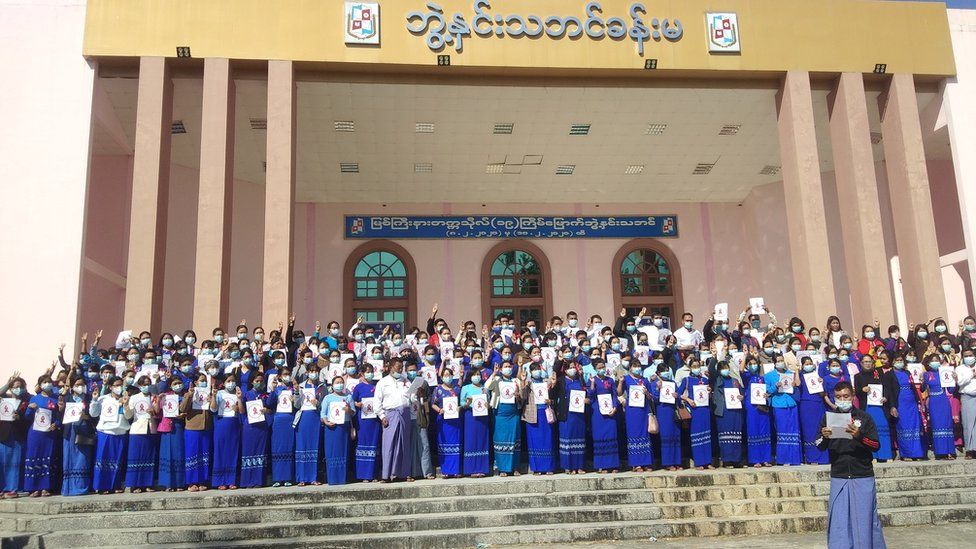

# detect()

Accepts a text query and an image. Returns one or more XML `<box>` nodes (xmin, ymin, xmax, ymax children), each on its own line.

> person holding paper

<box><xmin>240</xmin><ymin>374</ymin><xmax>272</xmax><ymax>488</ymax></box>
<box><xmin>742</xmin><ymin>357</ymin><xmax>772</xmax><ymax>467</ymax></box>
<box><xmin>321</xmin><ymin>376</ymin><xmax>354</xmax><ymax>485</ymax></box>
<box><xmin>678</xmin><ymin>360</ymin><xmax>713</xmax><ymax>469</ymax></box>
<box><xmin>797</xmin><ymin>357</ymin><xmax>830</xmax><ymax>465</ymax></box>
<box><xmin>155</xmin><ymin>376</ymin><xmax>186</xmax><ymax>491</ymax></box>
<box><xmin>487</xmin><ymin>361</ymin><xmax>523</xmax><ymax>476</ymax></box>
<box><xmin>294</xmin><ymin>366</ymin><xmax>324</xmax><ymax>486</ymax></box>
<box><xmin>553</xmin><ymin>364</ymin><xmax>587</xmax><ymax>474</ymax></box>
<box><xmin>853</xmin><ymin>355</ymin><xmax>896</xmax><ymax>462</ymax></box>
<box><xmin>588</xmin><ymin>359</ymin><xmax>620</xmax><ymax>473</ymax></box>
<box><xmin>712</xmin><ymin>361</ymin><xmax>743</xmax><ymax>467</ymax></box>
<box><xmin>764</xmin><ymin>356</ymin><xmax>801</xmax><ymax>466</ymax></box>
<box><xmin>650</xmin><ymin>364</ymin><xmax>681</xmax><ymax>470</ymax></box>
<box><xmin>0</xmin><ymin>374</ymin><xmax>28</xmax><ymax>498</ymax></box>
<box><xmin>815</xmin><ymin>381</ymin><xmax>886</xmax><ymax>549</ymax></box>
<box><xmin>618</xmin><ymin>361</ymin><xmax>653</xmax><ymax>472</ymax></box>
<box><xmin>23</xmin><ymin>375</ymin><xmax>59</xmax><ymax>497</ymax></box>
<box><xmin>923</xmin><ymin>355</ymin><xmax>957</xmax><ymax>459</ymax></box>
<box><xmin>352</xmin><ymin>362</ymin><xmax>381</xmax><ymax>482</ymax></box>
<box><xmin>522</xmin><ymin>362</ymin><xmax>556</xmax><ymax>475</ymax></box>
<box><xmin>124</xmin><ymin>377</ymin><xmax>159</xmax><ymax>493</ymax></box>
<box><xmin>431</xmin><ymin>368</ymin><xmax>462</xmax><ymax>478</ymax></box>
<box><xmin>212</xmin><ymin>375</ymin><xmax>243</xmax><ymax>490</ymax></box>
<box><xmin>90</xmin><ymin>376</ymin><xmax>133</xmax><ymax>494</ymax></box>
<box><xmin>890</xmin><ymin>356</ymin><xmax>925</xmax><ymax>460</ymax></box>
<box><xmin>180</xmin><ymin>372</ymin><xmax>215</xmax><ymax>492</ymax></box>
<box><xmin>60</xmin><ymin>376</ymin><xmax>94</xmax><ymax>496</ymax></box>
<box><xmin>459</xmin><ymin>368</ymin><xmax>491</xmax><ymax>477</ymax></box>
<box><xmin>268</xmin><ymin>368</ymin><xmax>298</xmax><ymax>486</ymax></box>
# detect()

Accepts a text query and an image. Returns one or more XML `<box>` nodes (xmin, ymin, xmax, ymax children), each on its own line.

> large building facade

<box><xmin>3</xmin><ymin>0</ymin><xmax>976</xmax><ymax>377</ymax></box>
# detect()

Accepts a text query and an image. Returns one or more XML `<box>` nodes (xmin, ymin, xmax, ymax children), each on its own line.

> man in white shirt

<box><xmin>672</xmin><ymin>312</ymin><xmax>704</xmax><ymax>352</ymax></box>
<box><xmin>374</xmin><ymin>360</ymin><xmax>414</xmax><ymax>481</ymax></box>
<box><xmin>957</xmin><ymin>356</ymin><xmax>976</xmax><ymax>458</ymax></box>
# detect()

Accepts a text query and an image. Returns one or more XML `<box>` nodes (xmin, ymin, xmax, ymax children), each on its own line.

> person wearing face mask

<box><xmin>796</xmin><ymin>358</ymin><xmax>829</xmax><ymax>465</ymax></box>
<box><xmin>678</xmin><ymin>360</ymin><xmax>712</xmax><ymax>470</ymax></box>
<box><xmin>649</xmin><ymin>363</ymin><xmax>681</xmax><ymax>471</ymax></box>
<box><xmin>922</xmin><ymin>354</ymin><xmax>956</xmax><ymax>459</ymax></box>
<box><xmin>908</xmin><ymin>323</ymin><xmax>934</xmax><ymax>360</ymax></box>
<box><xmin>888</xmin><ymin>355</ymin><xmax>925</xmax><ymax>461</ymax></box>
<box><xmin>352</xmin><ymin>364</ymin><xmax>381</xmax><ymax>482</ymax></box>
<box><xmin>709</xmin><ymin>359</ymin><xmax>743</xmax><ymax>468</ymax></box>
<box><xmin>0</xmin><ymin>374</ymin><xmax>29</xmax><ymax>498</ymax></box>
<box><xmin>321</xmin><ymin>375</ymin><xmax>353</xmax><ymax>485</ymax></box>
<box><xmin>956</xmin><ymin>349</ymin><xmax>976</xmax><ymax>459</ymax></box>
<box><xmin>616</xmin><ymin>358</ymin><xmax>653</xmax><ymax>472</ymax></box>
<box><xmin>521</xmin><ymin>362</ymin><xmax>556</xmax><ymax>475</ymax></box>
<box><xmin>58</xmin><ymin>375</ymin><xmax>95</xmax><ymax>497</ymax></box>
<box><xmin>374</xmin><ymin>360</ymin><xmax>414</xmax><ymax>482</ymax></box>
<box><xmin>815</xmin><ymin>381</ymin><xmax>885</xmax><ymax>549</ymax></box>
<box><xmin>551</xmin><ymin>363</ymin><xmax>586</xmax><ymax>474</ymax></box>
<box><xmin>459</xmin><ymin>366</ymin><xmax>493</xmax><ymax>478</ymax></box>
<box><xmin>485</xmin><ymin>359</ymin><xmax>522</xmax><ymax>477</ymax></box>
<box><xmin>672</xmin><ymin>313</ymin><xmax>704</xmax><ymax>357</ymax></box>
<box><xmin>23</xmin><ymin>375</ymin><xmax>59</xmax><ymax>497</ymax></box>
<box><xmin>239</xmin><ymin>374</ymin><xmax>271</xmax><ymax>488</ymax></box>
<box><xmin>431</xmin><ymin>366</ymin><xmax>461</xmax><ymax>478</ymax></box>
<box><xmin>156</xmin><ymin>376</ymin><xmax>186</xmax><ymax>491</ymax></box>
<box><xmin>822</xmin><ymin>359</ymin><xmax>850</xmax><ymax>407</ymax></box>
<box><xmin>293</xmin><ymin>366</ymin><xmax>324</xmax><ymax>487</ymax></box>
<box><xmin>404</xmin><ymin>363</ymin><xmax>434</xmax><ymax>481</ymax></box>
<box><xmin>612</xmin><ymin>308</ymin><xmax>643</xmax><ymax>350</ymax></box>
<box><xmin>211</xmin><ymin>375</ymin><xmax>243</xmax><ymax>490</ymax></box>
<box><xmin>764</xmin><ymin>355</ymin><xmax>801</xmax><ymax>466</ymax></box>
<box><xmin>856</xmin><ymin>323</ymin><xmax>884</xmax><ymax>359</ymax></box>
<box><xmin>853</xmin><ymin>355</ymin><xmax>896</xmax><ymax>462</ymax></box>
<box><xmin>585</xmin><ymin>359</ymin><xmax>620</xmax><ymax>474</ymax></box>
<box><xmin>823</xmin><ymin>315</ymin><xmax>847</xmax><ymax>350</ymax></box>
<box><xmin>90</xmin><ymin>376</ymin><xmax>133</xmax><ymax>494</ymax></box>
<box><xmin>123</xmin><ymin>377</ymin><xmax>159</xmax><ymax>493</ymax></box>
<box><xmin>268</xmin><ymin>367</ymin><xmax>298</xmax><ymax>487</ymax></box>
<box><xmin>741</xmin><ymin>357</ymin><xmax>772</xmax><ymax>467</ymax></box>
<box><xmin>180</xmin><ymin>373</ymin><xmax>215</xmax><ymax>492</ymax></box>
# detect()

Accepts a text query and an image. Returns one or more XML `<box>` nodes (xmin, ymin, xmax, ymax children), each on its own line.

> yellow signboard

<box><xmin>83</xmin><ymin>0</ymin><xmax>955</xmax><ymax>77</ymax></box>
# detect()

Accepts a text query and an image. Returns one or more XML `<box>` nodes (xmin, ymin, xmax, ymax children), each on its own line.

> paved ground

<box><xmin>533</xmin><ymin>522</ymin><xmax>976</xmax><ymax>548</ymax></box>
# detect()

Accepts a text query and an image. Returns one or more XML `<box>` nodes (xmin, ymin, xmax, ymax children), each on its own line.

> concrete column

<box><xmin>776</xmin><ymin>70</ymin><xmax>838</xmax><ymax>324</ymax></box>
<box><xmin>879</xmin><ymin>73</ymin><xmax>947</xmax><ymax>321</ymax></box>
<box><xmin>123</xmin><ymin>56</ymin><xmax>172</xmax><ymax>334</ymax></box>
<box><xmin>261</xmin><ymin>60</ymin><xmax>296</xmax><ymax>326</ymax></box>
<box><xmin>827</xmin><ymin>72</ymin><xmax>895</xmax><ymax>326</ymax></box>
<box><xmin>192</xmin><ymin>58</ymin><xmax>236</xmax><ymax>336</ymax></box>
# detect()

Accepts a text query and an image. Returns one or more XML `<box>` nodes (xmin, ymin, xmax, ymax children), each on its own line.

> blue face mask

<box><xmin>626</xmin><ymin>326</ymin><xmax>636</xmax><ymax>333</ymax></box>
<box><xmin>611</xmin><ymin>344</ymin><xmax>621</xmax><ymax>352</ymax></box>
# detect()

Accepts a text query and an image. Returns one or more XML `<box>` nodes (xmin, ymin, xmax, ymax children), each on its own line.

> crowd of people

<box><xmin>1</xmin><ymin>303</ymin><xmax>974</xmax><ymax>498</ymax></box>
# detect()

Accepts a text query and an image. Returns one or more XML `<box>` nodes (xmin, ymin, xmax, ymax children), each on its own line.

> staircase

<box><xmin>1</xmin><ymin>460</ymin><xmax>974</xmax><ymax>548</ymax></box>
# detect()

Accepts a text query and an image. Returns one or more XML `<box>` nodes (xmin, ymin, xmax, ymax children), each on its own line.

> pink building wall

<box><xmin>78</xmin><ymin>152</ymin><xmax>972</xmax><ymax>340</ymax></box>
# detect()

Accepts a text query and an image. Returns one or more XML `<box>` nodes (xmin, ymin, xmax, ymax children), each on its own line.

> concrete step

<box><xmin>9</xmin><ymin>488</ymin><xmax>657</xmax><ymax>532</ymax></box>
<box><xmin>35</xmin><ymin>504</ymin><xmax>669</xmax><ymax>546</ymax></box>
<box><xmin>3</xmin><ymin>460</ymin><xmax>974</xmax><ymax>549</ymax></box>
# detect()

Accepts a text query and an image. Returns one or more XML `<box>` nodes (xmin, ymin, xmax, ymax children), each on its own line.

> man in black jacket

<box><xmin>816</xmin><ymin>381</ymin><xmax>886</xmax><ymax>549</ymax></box>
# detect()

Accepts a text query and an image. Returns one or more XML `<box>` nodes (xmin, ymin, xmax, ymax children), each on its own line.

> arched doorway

<box><xmin>611</xmin><ymin>239</ymin><xmax>684</xmax><ymax>327</ymax></box>
<box><xmin>481</xmin><ymin>240</ymin><xmax>553</xmax><ymax>329</ymax></box>
<box><xmin>343</xmin><ymin>240</ymin><xmax>417</xmax><ymax>329</ymax></box>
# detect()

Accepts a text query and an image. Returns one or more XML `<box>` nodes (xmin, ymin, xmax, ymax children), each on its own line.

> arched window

<box><xmin>481</xmin><ymin>241</ymin><xmax>553</xmax><ymax>329</ymax></box>
<box><xmin>612</xmin><ymin>240</ymin><xmax>683</xmax><ymax>328</ymax></box>
<box><xmin>344</xmin><ymin>241</ymin><xmax>416</xmax><ymax>328</ymax></box>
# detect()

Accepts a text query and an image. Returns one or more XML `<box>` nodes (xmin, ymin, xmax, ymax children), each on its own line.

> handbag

<box><xmin>675</xmin><ymin>405</ymin><xmax>692</xmax><ymax>423</ymax></box>
<box><xmin>647</xmin><ymin>413</ymin><xmax>659</xmax><ymax>434</ymax></box>
<box><xmin>74</xmin><ymin>433</ymin><xmax>96</xmax><ymax>447</ymax></box>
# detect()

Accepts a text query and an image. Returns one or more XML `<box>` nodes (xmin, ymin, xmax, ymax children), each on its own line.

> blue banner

<box><xmin>345</xmin><ymin>215</ymin><xmax>678</xmax><ymax>239</ymax></box>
